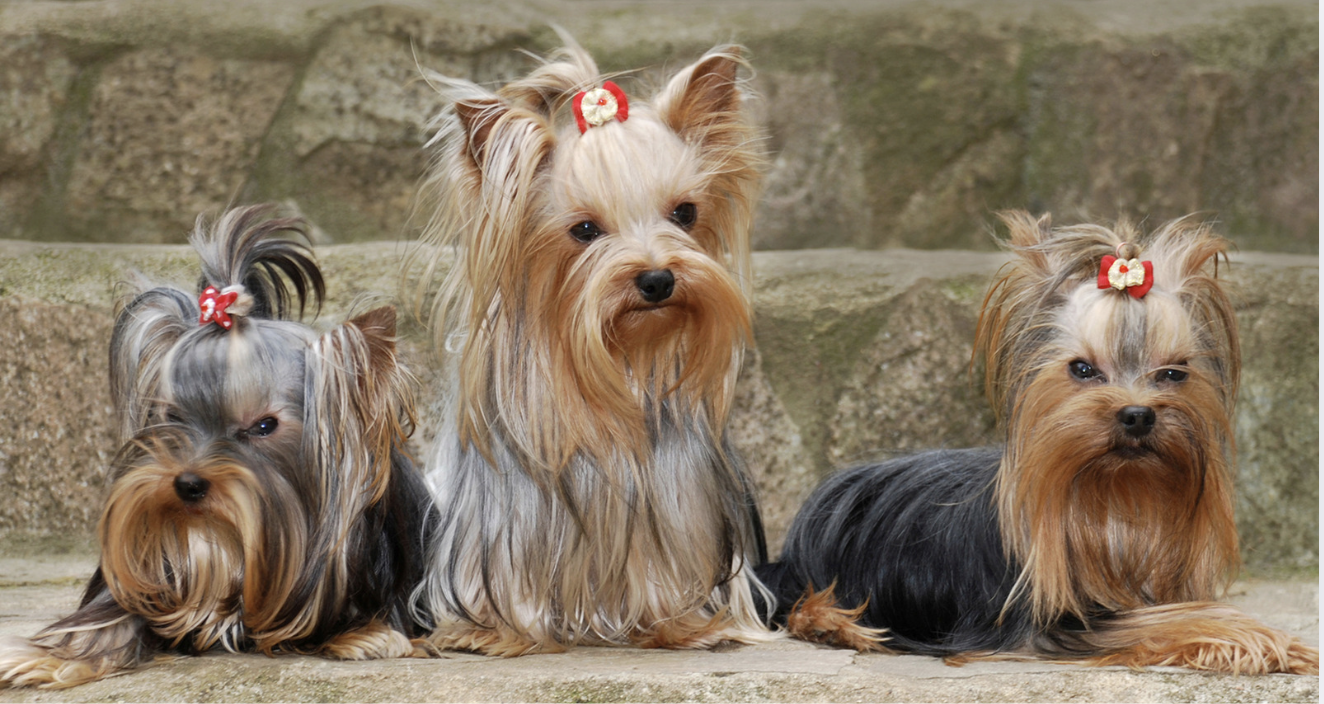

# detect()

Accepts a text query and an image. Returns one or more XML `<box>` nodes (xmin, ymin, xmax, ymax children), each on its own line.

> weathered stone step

<box><xmin>0</xmin><ymin>554</ymin><xmax>1316</xmax><ymax>702</ymax></box>
<box><xmin>0</xmin><ymin>243</ymin><xmax>1315</xmax><ymax>574</ymax></box>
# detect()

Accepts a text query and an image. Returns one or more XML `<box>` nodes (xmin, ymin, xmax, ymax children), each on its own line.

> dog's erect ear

<box><xmin>346</xmin><ymin>305</ymin><xmax>397</xmax><ymax>379</ymax></box>
<box><xmin>996</xmin><ymin>210</ymin><xmax>1054</xmax><ymax>276</ymax></box>
<box><xmin>1003</xmin><ymin>210</ymin><xmax>1052</xmax><ymax>247</ymax></box>
<box><xmin>109</xmin><ymin>287</ymin><xmax>197</xmax><ymax>442</ymax></box>
<box><xmin>449</xmin><ymin>98</ymin><xmax>556</xmax><ymax>252</ymax></box>
<box><xmin>453</xmin><ymin>96</ymin><xmax>556</xmax><ymax>175</ymax></box>
<box><xmin>454</xmin><ymin>98</ymin><xmax>506</xmax><ymax>168</ymax></box>
<box><xmin>1146</xmin><ymin>218</ymin><xmax>1241</xmax><ymax>403</ymax></box>
<box><xmin>305</xmin><ymin>305</ymin><xmax>414</xmax><ymax>515</ymax></box>
<box><xmin>655</xmin><ymin>47</ymin><xmax>747</xmax><ymax>149</ymax></box>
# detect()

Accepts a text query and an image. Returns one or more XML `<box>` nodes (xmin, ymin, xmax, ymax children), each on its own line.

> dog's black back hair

<box><xmin>275</xmin><ymin>448</ymin><xmax>440</xmax><ymax>645</ymax></box>
<box><xmin>758</xmin><ymin>448</ymin><xmax>1038</xmax><ymax>655</ymax></box>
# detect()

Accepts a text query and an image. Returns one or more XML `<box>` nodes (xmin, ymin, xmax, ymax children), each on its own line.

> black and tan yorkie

<box><xmin>758</xmin><ymin>212</ymin><xmax>1319</xmax><ymax>674</ymax></box>
<box><xmin>413</xmin><ymin>36</ymin><xmax>773</xmax><ymax>654</ymax></box>
<box><xmin>0</xmin><ymin>206</ymin><xmax>436</xmax><ymax>688</ymax></box>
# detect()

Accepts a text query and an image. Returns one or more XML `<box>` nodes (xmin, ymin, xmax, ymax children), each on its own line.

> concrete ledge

<box><xmin>0</xmin><ymin>556</ymin><xmax>1316</xmax><ymax>702</ymax></box>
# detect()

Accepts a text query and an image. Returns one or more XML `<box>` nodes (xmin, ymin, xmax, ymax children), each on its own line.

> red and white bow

<box><xmin>1097</xmin><ymin>252</ymin><xmax>1153</xmax><ymax>299</ymax></box>
<box><xmin>572</xmin><ymin>81</ymin><xmax>629</xmax><ymax>134</ymax></box>
<box><xmin>199</xmin><ymin>286</ymin><xmax>243</xmax><ymax>329</ymax></box>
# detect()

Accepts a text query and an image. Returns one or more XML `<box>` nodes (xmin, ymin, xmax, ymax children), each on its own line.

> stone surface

<box><xmin>57</xmin><ymin>49</ymin><xmax>295</xmax><ymax>243</ymax></box>
<box><xmin>0</xmin><ymin>558</ymin><xmax>1316</xmax><ymax>702</ymax></box>
<box><xmin>1019</xmin><ymin>7</ymin><xmax>1318</xmax><ymax>253</ymax></box>
<box><xmin>825</xmin><ymin>275</ymin><xmax>998</xmax><ymax>467</ymax></box>
<box><xmin>242</xmin><ymin>5</ymin><xmax>531</xmax><ymax>243</ymax></box>
<box><xmin>750</xmin><ymin>8</ymin><xmax>1025</xmax><ymax>251</ymax></box>
<box><xmin>0</xmin><ymin>297</ymin><xmax>112</xmax><ymax>548</ymax></box>
<box><xmin>1227</xmin><ymin>253</ymin><xmax>1320</xmax><ymax>575</ymax></box>
<box><xmin>0</xmin><ymin>0</ymin><xmax>1316</xmax><ymax>251</ymax></box>
<box><xmin>0</xmin><ymin>243</ymin><xmax>1314</xmax><ymax>571</ymax></box>
<box><xmin>0</xmin><ymin>35</ymin><xmax>77</xmax><ymax>243</ymax></box>
<box><xmin>747</xmin><ymin>249</ymin><xmax>1006</xmax><ymax>528</ymax></box>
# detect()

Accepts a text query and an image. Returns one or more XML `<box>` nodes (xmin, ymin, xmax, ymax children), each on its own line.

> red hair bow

<box><xmin>1097</xmin><ymin>255</ymin><xmax>1154</xmax><ymax>299</ymax></box>
<box><xmin>199</xmin><ymin>286</ymin><xmax>240</xmax><ymax>329</ymax></box>
<box><xmin>572</xmin><ymin>81</ymin><xmax>629</xmax><ymax>134</ymax></box>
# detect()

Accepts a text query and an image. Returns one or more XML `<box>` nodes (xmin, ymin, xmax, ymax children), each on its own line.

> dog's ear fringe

<box><xmin>190</xmin><ymin>204</ymin><xmax>326</xmax><ymax>322</ymax></box>
<box><xmin>654</xmin><ymin>46</ymin><xmax>750</xmax><ymax>147</ymax></box>
<box><xmin>108</xmin><ymin>287</ymin><xmax>195</xmax><ymax>442</ymax></box>
<box><xmin>652</xmin><ymin>45</ymin><xmax>762</xmax><ymax>296</ymax></box>
<box><xmin>305</xmin><ymin>306</ymin><xmax>416</xmax><ymax>511</ymax></box>
<box><xmin>273</xmin><ymin>307</ymin><xmax>414</xmax><ymax>647</ymax></box>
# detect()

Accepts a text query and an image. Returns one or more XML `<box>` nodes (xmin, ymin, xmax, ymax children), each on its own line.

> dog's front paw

<box><xmin>427</xmin><ymin>624</ymin><xmax>560</xmax><ymax>657</ymax></box>
<box><xmin>0</xmin><ymin>638</ymin><xmax>114</xmax><ymax>689</ymax></box>
<box><xmin>319</xmin><ymin>621</ymin><xmax>415</xmax><ymax>660</ymax></box>
<box><xmin>1082</xmin><ymin>603</ymin><xmax>1320</xmax><ymax>675</ymax></box>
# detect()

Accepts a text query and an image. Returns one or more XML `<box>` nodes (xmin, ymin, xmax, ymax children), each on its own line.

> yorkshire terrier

<box><xmin>757</xmin><ymin>212</ymin><xmax>1319</xmax><ymax>674</ymax></box>
<box><xmin>0</xmin><ymin>205</ymin><xmax>436</xmax><ymax>688</ymax></box>
<box><xmin>413</xmin><ymin>37</ymin><xmax>772</xmax><ymax>654</ymax></box>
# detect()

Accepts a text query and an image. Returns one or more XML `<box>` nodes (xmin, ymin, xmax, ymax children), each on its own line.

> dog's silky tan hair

<box><xmin>981</xmin><ymin>213</ymin><xmax>1240</xmax><ymax>626</ymax></box>
<box><xmin>0</xmin><ymin>207</ymin><xmax>434</xmax><ymax>688</ymax></box>
<box><xmin>415</xmin><ymin>37</ymin><xmax>772</xmax><ymax>654</ymax></box>
<box><xmin>760</xmin><ymin>212</ymin><xmax>1317</xmax><ymax>675</ymax></box>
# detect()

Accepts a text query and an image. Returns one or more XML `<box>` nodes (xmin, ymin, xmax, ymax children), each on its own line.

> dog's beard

<box><xmin>98</xmin><ymin>447</ymin><xmax>308</xmax><ymax>653</ymax></box>
<box><xmin>463</xmin><ymin>237</ymin><xmax>750</xmax><ymax>477</ymax></box>
<box><xmin>997</xmin><ymin>376</ymin><xmax>1238</xmax><ymax>624</ymax></box>
<box><xmin>563</xmin><ymin>245</ymin><xmax>748</xmax><ymax>426</ymax></box>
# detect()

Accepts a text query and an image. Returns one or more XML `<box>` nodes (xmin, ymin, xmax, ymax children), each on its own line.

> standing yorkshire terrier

<box><xmin>414</xmin><ymin>37</ymin><xmax>771</xmax><ymax>654</ymax></box>
<box><xmin>0</xmin><ymin>206</ymin><xmax>435</xmax><ymax>688</ymax></box>
<box><xmin>758</xmin><ymin>212</ymin><xmax>1318</xmax><ymax>674</ymax></box>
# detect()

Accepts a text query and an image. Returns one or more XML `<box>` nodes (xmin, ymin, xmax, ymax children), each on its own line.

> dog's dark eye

<box><xmin>1156</xmin><ymin>367</ymin><xmax>1189</xmax><ymax>384</ymax></box>
<box><xmin>1068</xmin><ymin>360</ymin><xmax>1103</xmax><ymax>381</ymax></box>
<box><xmin>569</xmin><ymin>221</ymin><xmax>604</xmax><ymax>244</ymax></box>
<box><xmin>248</xmin><ymin>417</ymin><xmax>279</xmax><ymax>438</ymax></box>
<box><xmin>669</xmin><ymin>202</ymin><xmax>697</xmax><ymax>230</ymax></box>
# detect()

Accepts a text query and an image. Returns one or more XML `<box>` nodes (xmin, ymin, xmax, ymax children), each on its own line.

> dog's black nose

<box><xmin>174</xmin><ymin>472</ymin><xmax>210</xmax><ymax>503</ymax></box>
<box><xmin>635</xmin><ymin>269</ymin><xmax>675</xmax><ymax>304</ymax></box>
<box><xmin>1117</xmin><ymin>405</ymin><xmax>1156</xmax><ymax>437</ymax></box>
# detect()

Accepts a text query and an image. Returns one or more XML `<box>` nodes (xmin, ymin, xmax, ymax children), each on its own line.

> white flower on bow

<box><xmin>580</xmin><ymin>88</ymin><xmax>619</xmax><ymax>127</ymax></box>
<box><xmin>572</xmin><ymin>81</ymin><xmax>629</xmax><ymax>134</ymax></box>
<box><xmin>1107</xmin><ymin>257</ymin><xmax>1146</xmax><ymax>290</ymax></box>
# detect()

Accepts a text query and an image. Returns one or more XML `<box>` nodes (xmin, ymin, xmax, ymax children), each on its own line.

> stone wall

<box><xmin>0</xmin><ymin>0</ymin><xmax>1317</xmax><ymax>574</ymax></box>
<box><xmin>0</xmin><ymin>0</ymin><xmax>1317</xmax><ymax>251</ymax></box>
<box><xmin>0</xmin><ymin>243</ymin><xmax>1316</xmax><ymax>575</ymax></box>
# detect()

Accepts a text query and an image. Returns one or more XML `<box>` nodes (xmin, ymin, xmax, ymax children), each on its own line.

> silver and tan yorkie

<box><xmin>758</xmin><ymin>212</ymin><xmax>1318</xmax><ymax>674</ymax></box>
<box><xmin>413</xmin><ymin>37</ymin><xmax>773</xmax><ymax>654</ymax></box>
<box><xmin>0</xmin><ymin>206</ymin><xmax>437</xmax><ymax>688</ymax></box>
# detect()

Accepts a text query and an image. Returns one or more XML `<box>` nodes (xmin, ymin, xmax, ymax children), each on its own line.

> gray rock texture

<box><xmin>59</xmin><ymin>51</ymin><xmax>295</xmax><ymax>244</ymax></box>
<box><xmin>0</xmin><ymin>243</ymin><xmax>1315</xmax><ymax>573</ymax></box>
<box><xmin>0</xmin><ymin>0</ymin><xmax>1316</xmax><ymax>251</ymax></box>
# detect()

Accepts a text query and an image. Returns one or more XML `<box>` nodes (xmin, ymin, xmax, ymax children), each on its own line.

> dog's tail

<box><xmin>190</xmin><ymin>204</ymin><xmax>325</xmax><ymax>321</ymax></box>
<box><xmin>754</xmin><ymin>562</ymin><xmax>890</xmax><ymax>652</ymax></box>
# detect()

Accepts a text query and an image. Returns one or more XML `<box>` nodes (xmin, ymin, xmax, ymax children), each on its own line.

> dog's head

<box><xmin>420</xmin><ymin>36</ymin><xmax>763</xmax><ymax>470</ymax></box>
<box><xmin>976</xmin><ymin>211</ymin><xmax>1241</xmax><ymax>623</ymax></box>
<box><xmin>100</xmin><ymin>206</ymin><xmax>412</xmax><ymax>652</ymax></box>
